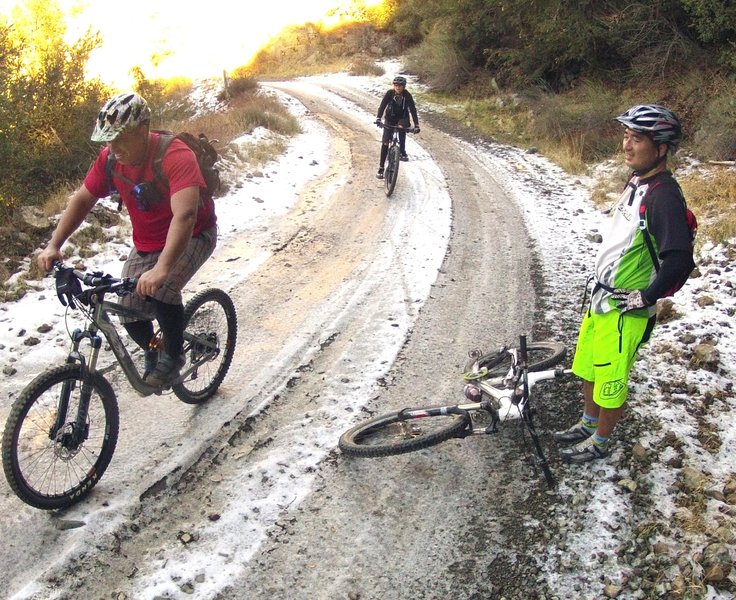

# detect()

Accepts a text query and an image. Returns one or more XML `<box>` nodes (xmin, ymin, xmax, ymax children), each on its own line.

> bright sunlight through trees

<box><xmin>0</xmin><ymin>0</ymin><xmax>387</xmax><ymax>88</ymax></box>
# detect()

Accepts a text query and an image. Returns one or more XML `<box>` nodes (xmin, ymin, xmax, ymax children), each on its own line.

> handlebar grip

<box><xmin>80</xmin><ymin>271</ymin><xmax>115</xmax><ymax>286</ymax></box>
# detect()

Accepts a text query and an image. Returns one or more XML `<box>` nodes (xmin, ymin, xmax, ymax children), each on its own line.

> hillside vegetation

<box><xmin>247</xmin><ymin>0</ymin><xmax>735</xmax><ymax>166</ymax></box>
<box><xmin>242</xmin><ymin>0</ymin><xmax>736</xmax><ymax>246</ymax></box>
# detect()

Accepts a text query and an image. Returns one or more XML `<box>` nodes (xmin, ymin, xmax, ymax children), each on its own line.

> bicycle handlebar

<box><xmin>52</xmin><ymin>261</ymin><xmax>137</xmax><ymax>308</ymax></box>
<box><xmin>375</xmin><ymin>122</ymin><xmax>419</xmax><ymax>133</ymax></box>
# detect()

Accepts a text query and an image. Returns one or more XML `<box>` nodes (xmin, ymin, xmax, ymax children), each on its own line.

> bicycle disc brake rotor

<box><xmin>462</xmin><ymin>367</ymin><xmax>489</xmax><ymax>381</ymax></box>
<box><xmin>53</xmin><ymin>422</ymin><xmax>85</xmax><ymax>459</ymax></box>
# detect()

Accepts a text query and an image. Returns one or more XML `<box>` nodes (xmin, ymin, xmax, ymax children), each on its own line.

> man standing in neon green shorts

<box><xmin>556</xmin><ymin>105</ymin><xmax>695</xmax><ymax>463</ymax></box>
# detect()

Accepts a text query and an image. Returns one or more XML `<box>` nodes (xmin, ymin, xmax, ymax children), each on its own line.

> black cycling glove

<box><xmin>55</xmin><ymin>268</ymin><xmax>83</xmax><ymax>309</ymax></box>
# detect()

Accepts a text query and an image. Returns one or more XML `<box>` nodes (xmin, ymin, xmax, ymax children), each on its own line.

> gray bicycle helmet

<box><xmin>392</xmin><ymin>76</ymin><xmax>407</xmax><ymax>86</ymax></box>
<box><xmin>615</xmin><ymin>104</ymin><xmax>682</xmax><ymax>152</ymax></box>
<box><xmin>91</xmin><ymin>92</ymin><xmax>151</xmax><ymax>142</ymax></box>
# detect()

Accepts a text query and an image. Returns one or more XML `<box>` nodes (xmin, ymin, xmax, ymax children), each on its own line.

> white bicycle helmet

<box><xmin>91</xmin><ymin>92</ymin><xmax>151</xmax><ymax>142</ymax></box>
<box><xmin>615</xmin><ymin>104</ymin><xmax>682</xmax><ymax>152</ymax></box>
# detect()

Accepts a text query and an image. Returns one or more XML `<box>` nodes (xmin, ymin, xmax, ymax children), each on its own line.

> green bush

<box><xmin>0</xmin><ymin>2</ymin><xmax>109</xmax><ymax>207</ymax></box>
<box><xmin>404</xmin><ymin>23</ymin><xmax>471</xmax><ymax>91</ymax></box>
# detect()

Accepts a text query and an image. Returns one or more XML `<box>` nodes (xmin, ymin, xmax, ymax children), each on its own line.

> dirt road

<box><xmin>2</xmin><ymin>79</ymin><xmax>576</xmax><ymax>600</ymax></box>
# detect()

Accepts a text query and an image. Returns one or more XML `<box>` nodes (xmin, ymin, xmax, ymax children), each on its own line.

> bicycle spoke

<box><xmin>3</xmin><ymin>364</ymin><xmax>119</xmax><ymax>509</ymax></box>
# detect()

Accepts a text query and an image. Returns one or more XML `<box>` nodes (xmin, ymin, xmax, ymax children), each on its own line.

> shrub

<box><xmin>404</xmin><ymin>24</ymin><xmax>470</xmax><ymax>91</ymax></box>
<box><xmin>348</xmin><ymin>58</ymin><xmax>384</xmax><ymax>76</ymax></box>
<box><xmin>222</xmin><ymin>74</ymin><xmax>259</xmax><ymax>100</ymax></box>
<box><xmin>691</xmin><ymin>85</ymin><xmax>736</xmax><ymax>161</ymax></box>
<box><xmin>680</xmin><ymin>169</ymin><xmax>736</xmax><ymax>245</ymax></box>
<box><xmin>530</xmin><ymin>82</ymin><xmax>622</xmax><ymax>165</ymax></box>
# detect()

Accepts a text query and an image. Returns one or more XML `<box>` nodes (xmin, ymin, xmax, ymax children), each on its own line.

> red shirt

<box><xmin>84</xmin><ymin>132</ymin><xmax>216</xmax><ymax>252</ymax></box>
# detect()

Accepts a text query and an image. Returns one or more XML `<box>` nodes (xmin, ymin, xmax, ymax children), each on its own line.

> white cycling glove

<box><xmin>610</xmin><ymin>289</ymin><xmax>649</xmax><ymax>313</ymax></box>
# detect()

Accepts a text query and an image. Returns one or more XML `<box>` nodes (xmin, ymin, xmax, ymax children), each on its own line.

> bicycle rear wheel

<box><xmin>384</xmin><ymin>145</ymin><xmax>400</xmax><ymax>197</ymax></box>
<box><xmin>2</xmin><ymin>365</ymin><xmax>119</xmax><ymax>510</ymax></box>
<box><xmin>173</xmin><ymin>288</ymin><xmax>237</xmax><ymax>404</ymax></box>
<box><xmin>339</xmin><ymin>407</ymin><xmax>471</xmax><ymax>458</ymax></box>
<box><xmin>466</xmin><ymin>341</ymin><xmax>566</xmax><ymax>378</ymax></box>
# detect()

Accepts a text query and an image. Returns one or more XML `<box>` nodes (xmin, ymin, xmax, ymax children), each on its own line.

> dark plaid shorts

<box><xmin>118</xmin><ymin>225</ymin><xmax>217</xmax><ymax>322</ymax></box>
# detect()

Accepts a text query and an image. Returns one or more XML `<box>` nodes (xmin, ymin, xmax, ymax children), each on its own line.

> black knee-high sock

<box><xmin>379</xmin><ymin>145</ymin><xmax>388</xmax><ymax>168</ymax></box>
<box><xmin>123</xmin><ymin>320</ymin><xmax>155</xmax><ymax>350</ymax></box>
<box><xmin>153</xmin><ymin>299</ymin><xmax>185</xmax><ymax>356</ymax></box>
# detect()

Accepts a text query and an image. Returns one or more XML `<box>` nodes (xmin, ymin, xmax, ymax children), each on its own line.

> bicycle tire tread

<box><xmin>173</xmin><ymin>288</ymin><xmax>237</xmax><ymax>404</ymax></box>
<box><xmin>2</xmin><ymin>364</ymin><xmax>118</xmax><ymax>510</ymax></box>
<box><xmin>339</xmin><ymin>409</ymin><xmax>470</xmax><ymax>458</ymax></box>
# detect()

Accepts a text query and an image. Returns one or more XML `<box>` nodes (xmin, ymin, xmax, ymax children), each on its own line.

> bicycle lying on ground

<box><xmin>377</xmin><ymin>122</ymin><xmax>419</xmax><ymax>197</ymax></box>
<box><xmin>339</xmin><ymin>335</ymin><xmax>569</xmax><ymax>488</ymax></box>
<box><xmin>2</xmin><ymin>263</ymin><xmax>237</xmax><ymax>509</ymax></box>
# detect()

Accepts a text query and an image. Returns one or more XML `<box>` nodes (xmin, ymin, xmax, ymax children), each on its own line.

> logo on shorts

<box><xmin>600</xmin><ymin>379</ymin><xmax>626</xmax><ymax>399</ymax></box>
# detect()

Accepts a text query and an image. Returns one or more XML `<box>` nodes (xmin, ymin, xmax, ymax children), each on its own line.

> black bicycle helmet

<box><xmin>392</xmin><ymin>76</ymin><xmax>407</xmax><ymax>86</ymax></box>
<box><xmin>615</xmin><ymin>104</ymin><xmax>682</xmax><ymax>152</ymax></box>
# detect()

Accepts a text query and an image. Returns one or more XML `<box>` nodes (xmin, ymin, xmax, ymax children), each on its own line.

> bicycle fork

<box><xmin>50</xmin><ymin>328</ymin><xmax>102</xmax><ymax>453</ymax></box>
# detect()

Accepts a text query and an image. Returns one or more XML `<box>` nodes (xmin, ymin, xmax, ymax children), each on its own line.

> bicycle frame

<box><xmin>384</xmin><ymin>123</ymin><xmax>413</xmax><ymax>150</ymax></box>
<box><xmin>398</xmin><ymin>344</ymin><xmax>571</xmax><ymax>488</ymax></box>
<box><xmin>67</xmin><ymin>293</ymin><xmax>217</xmax><ymax>397</ymax></box>
<box><xmin>399</xmin><ymin>365</ymin><xmax>571</xmax><ymax>435</ymax></box>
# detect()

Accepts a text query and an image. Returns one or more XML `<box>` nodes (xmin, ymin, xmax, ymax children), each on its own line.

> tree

<box><xmin>0</xmin><ymin>0</ymin><xmax>108</xmax><ymax>211</ymax></box>
<box><xmin>681</xmin><ymin>0</ymin><xmax>736</xmax><ymax>68</ymax></box>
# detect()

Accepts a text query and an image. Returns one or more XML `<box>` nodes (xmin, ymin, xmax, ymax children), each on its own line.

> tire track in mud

<box><xmin>210</xmin><ymin>85</ymin><xmax>542</xmax><ymax>599</ymax></box>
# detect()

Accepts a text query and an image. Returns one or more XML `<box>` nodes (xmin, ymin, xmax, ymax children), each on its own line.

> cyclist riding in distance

<box><xmin>37</xmin><ymin>92</ymin><xmax>218</xmax><ymax>388</ymax></box>
<box><xmin>374</xmin><ymin>75</ymin><xmax>420</xmax><ymax>180</ymax></box>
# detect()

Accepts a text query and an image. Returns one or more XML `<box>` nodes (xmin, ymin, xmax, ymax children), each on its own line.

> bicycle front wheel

<box><xmin>384</xmin><ymin>145</ymin><xmax>400</xmax><ymax>197</ymax></box>
<box><xmin>173</xmin><ymin>288</ymin><xmax>237</xmax><ymax>404</ymax></box>
<box><xmin>467</xmin><ymin>341</ymin><xmax>566</xmax><ymax>378</ymax></box>
<box><xmin>2</xmin><ymin>365</ymin><xmax>119</xmax><ymax>510</ymax></box>
<box><xmin>339</xmin><ymin>407</ymin><xmax>471</xmax><ymax>458</ymax></box>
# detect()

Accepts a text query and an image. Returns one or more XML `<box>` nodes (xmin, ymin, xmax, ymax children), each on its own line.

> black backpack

<box><xmin>106</xmin><ymin>130</ymin><xmax>221</xmax><ymax>202</ymax></box>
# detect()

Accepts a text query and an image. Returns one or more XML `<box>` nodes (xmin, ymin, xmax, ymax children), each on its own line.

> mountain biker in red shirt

<box><xmin>37</xmin><ymin>92</ymin><xmax>217</xmax><ymax>388</ymax></box>
<box><xmin>374</xmin><ymin>76</ymin><xmax>420</xmax><ymax>179</ymax></box>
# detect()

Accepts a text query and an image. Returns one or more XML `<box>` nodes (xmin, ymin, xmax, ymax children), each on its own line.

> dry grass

<box><xmin>348</xmin><ymin>57</ymin><xmax>385</xmax><ymax>77</ymax></box>
<box><xmin>168</xmin><ymin>93</ymin><xmax>299</xmax><ymax>149</ymax></box>
<box><xmin>679</xmin><ymin>169</ymin><xmax>736</xmax><ymax>245</ymax></box>
<box><xmin>41</xmin><ymin>185</ymin><xmax>75</xmax><ymax>218</ymax></box>
<box><xmin>69</xmin><ymin>223</ymin><xmax>106</xmax><ymax>248</ymax></box>
<box><xmin>238</xmin><ymin>139</ymin><xmax>290</xmax><ymax>168</ymax></box>
<box><xmin>697</xmin><ymin>420</ymin><xmax>722</xmax><ymax>454</ymax></box>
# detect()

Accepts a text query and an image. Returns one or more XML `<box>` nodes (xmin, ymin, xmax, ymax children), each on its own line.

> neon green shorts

<box><xmin>571</xmin><ymin>310</ymin><xmax>655</xmax><ymax>409</ymax></box>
